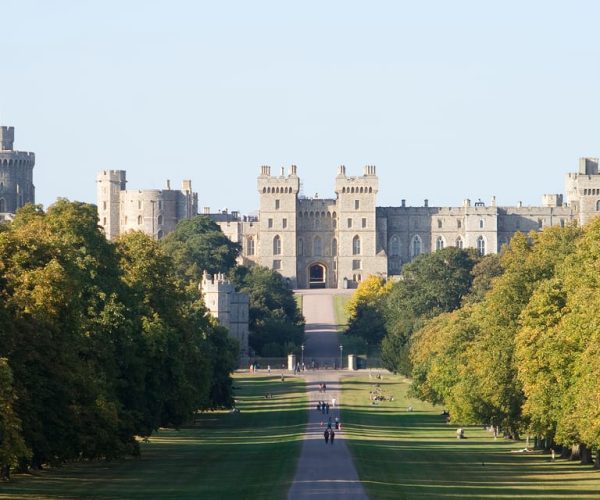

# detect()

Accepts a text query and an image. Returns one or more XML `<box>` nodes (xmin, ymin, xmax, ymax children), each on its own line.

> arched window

<box><xmin>436</xmin><ymin>236</ymin><xmax>445</xmax><ymax>251</ymax></box>
<box><xmin>479</xmin><ymin>219</ymin><xmax>484</xmax><ymax>229</ymax></box>
<box><xmin>247</xmin><ymin>237</ymin><xmax>255</xmax><ymax>256</ymax></box>
<box><xmin>0</xmin><ymin>198</ymin><xmax>4</xmax><ymax>212</ymax></box>
<box><xmin>411</xmin><ymin>235</ymin><xmax>422</xmax><ymax>258</ymax></box>
<box><xmin>352</xmin><ymin>235</ymin><xmax>361</xmax><ymax>255</ymax></box>
<box><xmin>313</xmin><ymin>236</ymin><xmax>322</xmax><ymax>256</ymax></box>
<box><xmin>456</xmin><ymin>236</ymin><xmax>463</xmax><ymax>249</ymax></box>
<box><xmin>157</xmin><ymin>230</ymin><xmax>164</xmax><ymax>239</ymax></box>
<box><xmin>332</xmin><ymin>238</ymin><xmax>337</xmax><ymax>256</ymax></box>
<box><xmin>437</xmin><ymin>219</ymin><xmax>442</xmax><ymax>229</ymax></box>
<box><xmin>477</xmin><ymin>236</ymin><xmax>486</xmax><ymax>256</ymax></box>
<box><xmin>596</xmin><ymin>200</ymin><xmax>600</xmax><ymax>211</ymax></box>
<box><xmin>157</xmin><ymin>215</ymin><xmax>163</xmax><ymax>225</ymax></box>
<box><xmin>273</xmin><ymin>235</ymin><xmax>281</xmax><ymax>255</ymax></box>
<box><xmin>390</xmin><ymin>235</ymin><xmax>401</xmax><ymax>257</ymax></box>
<box><xmin>137</xmin><ymin>215</ymin><xmax>142</xmax><ymax>225</ymax></box>
<box><xmin>297</xmin><ymin>238</ymin><xmax>303</xmax><ymax>256</ymax></box>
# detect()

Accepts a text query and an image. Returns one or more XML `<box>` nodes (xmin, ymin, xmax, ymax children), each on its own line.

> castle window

<box><xmin>369</xmin><ymin>187</ymin><xmax>373</xmax><ymax>193</ymax></box>
<box><xmin>457</xmin><ymin>219</ymin><xmax>462</xmax><ymax>229</ymax></box>
<box><xmin>332</xmin><ymin>238</ymin><xmax>337</xmax><ymax>256</ymax></box>
<box><xmin>268</xmin><ymin>218</ymin><xmax>273</xmax><ymax>228</ymax></box>
<box><xmin>596</xmin><ymin>200</ymin><xmax>600</xmax><ymax>211</ymax></box>
<box><xmin>342</xmin><ymin>187</ymin><xmax>346</xmax><ymax>193</ymax></box>
<box><xmin>157</xmin><ymin>215</ymin><xmax>163</xmax><ymax>225</ymax></box>
<box><xmin>362</xmin><ymin>218</ymin><xmax>367</xmax><ymax>228</ymax></box>
<box><xmin>333</xmin><ymin>219</ymin><xmax>337</xmax><ymax>229</ymax></box>
<box><xmin>352</xmin><ymin>235</ymin><xmax>361</xmax><ymax>255</ymax></box>
<box><xmin>157</xmin><ymin>230</ymin><xmax>164</xmax><ymax>239</ymax></box>
<box><xmin>273</xmin><ymin>259</ymin><xmax>281</xmax><ymax>270</ymax></box>
<box><xmin>158</xmin><ymin>201</ymin><xmax>162</xmax><ymax>210</ymax></box>
<box><xmin>456</xmin><ymin>236</ymin><xmax>463</xmax><ymax>249</ymax></box>
<box><xmin>355</xmin><ymin>200</ymin><xmax>360</xmax><ymax>209</ymax></box>
<box><xmin>275</xmin><ymin>199</ymin><xmax>280</xmax><ymax>210</ymax></box>
<box><xmin>477</xmin><ymin>236</ymin><xmax>486</xmax><ymax>256</ymax></box>
<box><xmin>352</xmin><ymin>259</ymin><xmax>361</xmax><ymax>270</ymax></box>
<box><xmin>138</xmin><ymin>200</ymin><xmax>142</xmax><ymax>209</ymax></box>
<box><xmin>283</xmin><ymin>218</ymin><xmax>287</xmax><ymax>229</ymax></box>
<box><xmin>1</xmin><ymin>198</ymin><xmax>7</xmax><ymax>212</ymax></box>
<box><xmin>298</xmin><ymin>238</ymin><xmax>303</xmax><ymax>256</ymax></box>
<box><xmin>436</xmin><ymin>236</ymin><xmax>445</xmax><ymax>251</ymax></box>
<box><xmin>273</xmin><ymin>235</ymin><xmax>282</xmax><ymax>255</ymax></box>
<box><xmin>347</xmin><ymin>218</ymin><xmax>352</xmax><ymax>228</ymax></box>
<box><xmin>124</xmin><ymin>216</ymin><xmax>128</xmax><ymax>225</ymax></box>
<box><xmin>390</xmin><ymin>235</ymin><xmax>401</xmax><ymax>257</ymax></box>
<box><xmin>410</xmin><ymin>235</ymin><xmax>422</xmax><ymax>258</ymax></box>
<box><xmin>247</xmin><ymin>237</ymin><xmax>255</xmax><ymax>256</ymax></box>
<box><xmin>479</xmin><ymin>219</ymin><xmax>484</xmax><ymax>229</ymax></box>
<box><xmin>437</xmin><ymin>219</ymin><xmax>442</xmax><ymax>228</ymax></box>
<box><xmin>560</xmin><ymin>219</ymin><xmax>565</xmax><ymax>227</ymax></box>
<box><xmin>538</xmin><ymin>219</ymin><xmax>543</xmax><ymax>228</ymax></box>
<box><xmin>137</xmin><ymin>215</ymin><xmax>142</xmax><ymax>225</ymax></box>
<box><xmin>103</xmin><ymin>201</ymin><xmax>107</xmax><ymax>210</ymax></box>
<box><xmin>313</xmin><ymin>236</ymin><xmax>322</xmax><ymax>256</ymax></box>
<box><xmin>103</xmin><ymin>217</ymin><xmax>107</xmax><ymax>226</ymax></box>
<box><xmin>263</xmin><ymin>187</ymin><xmax>266</xmax><ymax>193</ymax></box>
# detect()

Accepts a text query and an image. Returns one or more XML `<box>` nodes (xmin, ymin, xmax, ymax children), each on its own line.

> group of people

<box><xmin>316</xmin><ymin>400</ymin><xmax>330</xmax><ymax>414</ymax></box>
<box><xmin>323</xmin><ymin>428</ymin><xmax>335</xmax><ymax>445</ymax></box>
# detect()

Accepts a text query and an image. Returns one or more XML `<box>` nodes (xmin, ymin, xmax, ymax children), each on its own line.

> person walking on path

<box><xmin>330</xmin><ymin>430</ymin><xmax>335</xmax><ymax>445</ymax></box>
<box><xmin>324</xmin><ymin>429</ymin><xmax>330</xmax><ymax>444</ymax></box>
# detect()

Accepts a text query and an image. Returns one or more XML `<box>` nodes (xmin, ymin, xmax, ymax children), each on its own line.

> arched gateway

<box><xmin>308</xmin><ymin>263</ymin><xmax>327</xmax><ymax>288</ymax></box>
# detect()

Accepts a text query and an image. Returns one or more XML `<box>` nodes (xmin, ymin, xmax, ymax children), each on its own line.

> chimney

<box><xmin>424</xmin><ymin>199</ymin><xmax>428</xmax><ymax>207</ymax></box>
<box><xmin>203</xmin><ymin>207</ymin><xmax>210</xmax><ymax>214</ymax></box>
<box><xmin>166</xmin><ymin>179</ymin><xmax>171</xmax><ymax>190</ymax></box>
<box><xmin>401</xmin><ymin>199</ymin><xmax>406</xmax><ymax>207</ymax></box>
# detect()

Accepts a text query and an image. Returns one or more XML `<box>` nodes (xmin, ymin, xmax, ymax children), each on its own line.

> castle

<box><xmin>96</xmin><ymin>158</ymin><xmax>600</xmax><ymax>290</ymax></box>
<box><xmin>0</xmin><ymin>126</ymin><xmax>35</xmax><ymax>222</ymax></box>
<box><xmin>96</xmin><ymin>170</ymin><xmax>198</xmax><ymax>240</ymax></box>
<box><xmin>214</xmin><ymin>160</ymin><xmax>599</xmax><ymax>289</ymax></box>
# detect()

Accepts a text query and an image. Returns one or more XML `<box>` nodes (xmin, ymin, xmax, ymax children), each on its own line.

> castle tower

<box><xmin>565</xmin><ymin>157</ymin><xmax>600</xmax><ymax>226</ymax></box>
<box><xmin>200</xmin><ymin>271</ymin><xmax>249</xmax><ymax>357</ymax></box>
<box><xmin>334</xmin><ymin>165</ymin><xmax>386</xmax><ymax>287</ymax></box>
<box><xmin>0</xmin><ymin>126</ymin><xmax>35</xmax><ymax>217</ymax></box>
<box><xmin>97</xmin><ymin>170</ymin><xmax>126</xmax><ymax>240</ymax></box>
<box><xmin>256</xmin><ymin>165</ymin><xmax>300</xmax><ymax>286</ymax></box>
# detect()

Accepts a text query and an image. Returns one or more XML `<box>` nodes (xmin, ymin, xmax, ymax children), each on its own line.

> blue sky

<box><xmin>2</xmin><ymin>0</ymin><xmax>599</xmax><ymax>214</ymax></box>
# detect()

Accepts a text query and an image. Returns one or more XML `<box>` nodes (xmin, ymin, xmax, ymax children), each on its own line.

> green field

<box><xmin>0</xmin><ymin>375</ymin><xmax>307</xmax><ymax>500</ymax></box>
<box><xmin>333</xmin><ymin>294</ymin><xmax>351</xmax><ymax>331</ymax></box>
<box><xmin>342</xmin><ymin>374</ymin><xmax>600</xmax><ymax>499</ymax></box>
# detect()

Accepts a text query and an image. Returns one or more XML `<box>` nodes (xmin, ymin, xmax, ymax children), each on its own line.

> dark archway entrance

<box><xmin>309</xmin><ymin>263</ymin><xmax>326</xmax><ymax>288</ymax></box>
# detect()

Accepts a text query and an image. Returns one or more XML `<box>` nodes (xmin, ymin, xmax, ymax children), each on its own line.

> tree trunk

<box><xmin>570</xmin><ymin>444</ymin><xmax>581</xmax><ymax>461</ymax></box>
<box><xmin>560</xmin><ymin>445</ymin><xmax>571</xmax><ymax>459</ymax></box>
<box><xmin>580</xmin><ymin>444</ymin><xmax>592</xmax><ymax>465</ymax></box>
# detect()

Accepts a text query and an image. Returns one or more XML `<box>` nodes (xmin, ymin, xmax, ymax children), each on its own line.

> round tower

<box><xmin>0</xmin><ymin>126</ymin><xmax>35</xmax><ymax>215</ymax></box>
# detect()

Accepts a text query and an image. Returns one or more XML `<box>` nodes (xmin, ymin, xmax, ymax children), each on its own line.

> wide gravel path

<box><xmin>287</xmin><ymin>290</ymin><xmax>368</xmax><ymax>500</ymax></box>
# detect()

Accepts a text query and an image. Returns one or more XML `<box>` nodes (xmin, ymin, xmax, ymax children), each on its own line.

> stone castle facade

<box><xmin>216</xmin><ymin>159</ymin><xmax>600</xmax><ymax>289</ymax></box>
<box><xmin>0</xmin><ymin>125</ymin><xmax>35</xmax><ymax>222</ymax></box>
<box><xmin>200</xmin><ymin>271</ymin><xmax>249</xmax><ymax>356</ymax></box>
<box><xmin>96</xmin><ymin>170</ymin><xmax>198</xmax><ymax>240</ymax></box>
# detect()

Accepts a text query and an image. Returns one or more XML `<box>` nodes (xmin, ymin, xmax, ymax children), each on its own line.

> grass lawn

<box><xmin>0</xmin><ymin>374</ymin><xmax>307</xmax><ymax>500</ymax></box>
<box><xmin>333</xmin><ymin>294</ymin><xmax>351</xmax><ymax>331</ymax></box>
<box><xmin>342</xmin><ymin>374</ymin><xmax>600</xmax><ymax>499</ymax></box>
<box><xmin>294</xmin><ymin>293</ymin><xmax>303</xmax><ymax>314</ymax></box>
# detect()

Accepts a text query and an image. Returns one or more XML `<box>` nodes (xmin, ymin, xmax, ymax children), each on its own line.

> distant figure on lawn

<box><xmin>324</xmin><ymin>429</ymin><xmax>330</xmax><ymax>444</ymax></box>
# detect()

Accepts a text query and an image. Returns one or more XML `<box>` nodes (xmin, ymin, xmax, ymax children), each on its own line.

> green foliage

<box><xmin>0</xmin><ymin>201</ymin><xmax>237</xmax><ymax>470</ymax></box>
<box><xmin>381</xmin><ymin>247</ymin><xmax>479</xmax><ymax>374</ymax></box>
<box><xmin>160</xmin><ymin>215</ymin><xmax>241</xmax><ymax>282</ymax></box>
<box><xmin>230</xmin><ymin>266</ymin><xmax>304</xmax><ymax>356</ymax></box>
<box><xmin>344</xmin><ymin>275</ymin><xmax>392</xmax><ymax>345</ymax></box>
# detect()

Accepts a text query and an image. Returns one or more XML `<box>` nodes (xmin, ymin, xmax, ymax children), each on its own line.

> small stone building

<box><xmin>200</xmin><ymin>271</ymin><xmax>249</xmax><ymax>357</ymax></box>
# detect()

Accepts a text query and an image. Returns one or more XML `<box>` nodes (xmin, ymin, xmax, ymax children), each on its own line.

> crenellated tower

<box><xmin>97</xmin><ymin>170</ymin><xmax>127</xmax><ymax>240</ymax></box>
<box><xmin>256</xmin><ymin>165</ymin><xmax>300</xmax><ymax>286</ymax></box>
<box><xmin>0</xmin><ymin>126</ymin><xmax>35</xmax><ymax>217</ymax></box>
<box><xmin>565</xmin><ymin>157</ymin><xmax>600</xmax><ymax>226</ymax></box>
<box><xmin>334</xmin><ymin>165</ymin><xmax>386</xmax><ymax>286</ymax></box>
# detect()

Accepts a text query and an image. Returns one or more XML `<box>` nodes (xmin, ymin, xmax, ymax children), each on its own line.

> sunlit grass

<box><xmin>333</xmin><ymin>294</ymin><xmax>351</xmax><ymax>331</ymax></box>
<box><xmin>0</xmin><ymin>374</ymin><xmax>307</xmax><ymax>500</ymax></box>
<box><xmin>342</xmin><ymin>375</ymin><xmax>600</xmax><ymax>499</ymax></box>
